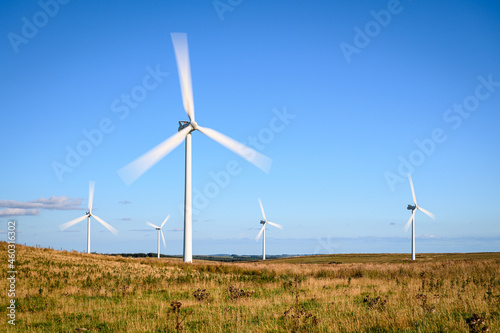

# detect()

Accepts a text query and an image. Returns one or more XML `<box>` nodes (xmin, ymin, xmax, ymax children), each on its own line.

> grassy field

<box><xmin>1</xmin><ymin>242</ymin><xmax>499</xmax><ymax>332</ymax></box>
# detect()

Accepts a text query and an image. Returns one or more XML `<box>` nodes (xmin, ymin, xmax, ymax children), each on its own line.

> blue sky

<box><xmin>1</xmin><ymin>0</ymin><xmax>499</xmax><ymax>256</ymax></box>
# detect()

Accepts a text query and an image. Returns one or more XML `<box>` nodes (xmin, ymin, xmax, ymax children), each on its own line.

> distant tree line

<box><xmin>106</xmin><ymin>253</ymin><xmax>293</xmax><ymax>262</ymax></box>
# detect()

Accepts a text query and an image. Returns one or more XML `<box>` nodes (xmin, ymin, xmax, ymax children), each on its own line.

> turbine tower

<box><xmin>60</xmin><ymin>181</ymin><xmax>118</xmax><ymax>253</ymax></box>
<box><xmin>404</xmin><ymin>174</ymin><xmax>435</xmax><ymax>260</ymax></box>
<box><xmin>255</xmin><ymin>198</ymin><xmax>282</xmax><ymax>260</ymax></box>
<box><xmin>118</xmin><ymin>33</ymin><xmax>272</xmax><ymax>263</ymax></box>
<box><xmin>146</xmin><ymin>215</ymin><xmax>169</xmax><ymax>258</ymax></box>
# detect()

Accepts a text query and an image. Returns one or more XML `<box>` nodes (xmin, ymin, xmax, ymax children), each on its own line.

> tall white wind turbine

<box><xmin>146</xmin><ymin>215</ymin><xmax>169</xmax><ymax>258</ymax></box>
<box><xmin>59</xmin><ymin>181</ymin><xmax>118</xmax><ymax>253</ymax></box>
<box><xmin>255</xmin><ymin>198</ymin><xmax>282</xmax><ymax>260</ymax></box>
<box><xmin>117</xmin><ymin>33</ymin><xmax>272</xmax><ymax>263</ymax></box>
<box><xmin>404</xmin><ymin>174</ymin><xmax>435</xmax><ymax>260</ymax></box>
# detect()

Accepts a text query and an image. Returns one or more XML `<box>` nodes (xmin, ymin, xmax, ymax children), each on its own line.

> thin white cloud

<box><xmin>0</xmin><ymin>208</ymin><xmax>40</xmax><ymax>217</ymax></box>
<box><xmin>119</xmin><ymin>200</ymin><xmax>132</xmax><ymax>204</ymax></box>
<box><xmin>418</xmin><ymin>234</ymin><xmax>437</xmax><ymax>239</ymax></box>
<box><xmin>0</xmin><ymin>196</ymin><xmax>82</xmax><ymax>210</ymax></box>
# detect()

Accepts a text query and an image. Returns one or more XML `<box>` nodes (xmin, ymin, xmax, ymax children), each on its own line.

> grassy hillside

<box><xmin>1</xmin><ymin>242</ymin><xmax>499</xmax><ymax>332</ymax></box>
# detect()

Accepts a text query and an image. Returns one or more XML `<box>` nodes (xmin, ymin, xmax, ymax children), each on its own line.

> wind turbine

<box><xmin>404</xmin><ymin>174</ymin><xmax>435</xmax><ymax>260</ymax></box>
<box><xmin>117</xmin><ymin>33</ymin><xmax>272</xmax><ymax>263</ymax></box>
<box><xmin>255</xmin><ymin>198</ymin><xmax>282</xmax><ymax>260</ymax></box>
<box><xmin>146</xmin><ymin>215</ymin><xmax>169</xmax><ymax>258</ymax></box>
<box><xmin>59</xmin><ymin>181</ymin><xmax>118</xmax><ymax>253</ymax></box>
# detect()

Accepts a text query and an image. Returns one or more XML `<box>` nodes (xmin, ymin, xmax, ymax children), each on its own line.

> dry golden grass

<box><xmin>1</xmin><ymin>241</ymin><xmax>499</xmax><ymax>332</ymax></box>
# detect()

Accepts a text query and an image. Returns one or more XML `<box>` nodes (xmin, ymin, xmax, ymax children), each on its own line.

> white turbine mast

<box><xmin>255</xmin><ymin>198</ymin><xmax>282</xmax><ymax>260</ymax></box>
<box><xmin>59</xmin><ymin>181</ymin><xmax>118</xmax><ymax>253</ymax></box>
<box><xmin>118</xmin><ymin>33</ymin><xmax>272</xmax><ymax>263</ymax></box>
<box><xmin>404</xmin><ymin>174</ymin><xmax>435</xmax><ymax>260</ymax></box>
<box><xmin>146</xmin><ymin>215</ymin><xmax>169</xmax><ymax>258</ymax></box>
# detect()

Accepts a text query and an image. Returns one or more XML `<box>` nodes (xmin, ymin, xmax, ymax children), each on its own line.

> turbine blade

<box><xmin>117</xmin><ymin>126</ymin><xmax>191</xmax><ymax>185</ymax></box>
<box><xmin>171</xmin><ymin>32</ymin><xmax>195</xmax><ymax>122</ymax></box>
<box><xmin>267</xmin><ymin>221</ymin><xmax>283</xmax><ymax>230</ymax></box>
<box><xmin>408</xmin><ymin>173</ymin><xmax>417</xmax><ymax>205</ymax></box>
<box><xmin>255</xmin><ymin>224</ymin><xmax>265</xmax><ymax>241</ymax></box>
<box><xmin>88</xmin><ymin>181</ymin><xmax>95</xmax><ymax>212</ymax></box>
<box><xmin>93</xmin><ymin>215</ymin><xmax>118</xmax><ymax>235</ymax></box>
<box><xmin>161</xmin><ymin>214</ymin><xmax>170</xmax><ymax>228</ymax></box>
<box><xmin>147</xmin><ymin>221</ymin><xmax>159</xmax><ymax>229</ymax></box>
<box><xmin>161</xmin><ymin>229</ymin><xmax>166</xmax><ymax>247</ymax></box>
<box><xmin>404</xmin><ymin>210</ymin><xmax>415</xmax><ymax>232</ymax></box>
<box><xmin>258</xmin><ymin>198</ymin><xmax>267</xmax><ymax>221</ymax></box>
<box><xmin>60</xmin><ymin>215</ymin><xmax>87</xmax><ymax>231</ymax></box>
<box><xmin>197</xmin><ymin>126</ymin><xmax>272</xmax><ymax>173</ymax></box>
<box><xmin>418</xmin><ymin>206</ymin><xmax>435</xmax><ymax>220</ymax></box>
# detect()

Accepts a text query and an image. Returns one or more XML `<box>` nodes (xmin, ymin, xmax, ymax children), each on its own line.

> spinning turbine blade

<box><xmin>147</xmin><ymin>221</ymin><xmax>159</xmax><ymax>229</ymax></box>
<box><xmin>198</xmin><ymin>126</ymin><xmax>272</xmax><ymax>173</ymax></box>
<box><xmin>418</xmin><ymin>206</ymin><xmax>435</xmax><ymax>220</ymax></box>
<box><xmin>258</xmin><ymin>198</ymin><xmax>267</xmax><ymax>221</ymax></box>
<box><xmin>88</xmin><ymin>181</ymin><xmax>95</xmax><ymax>212</ymax></box>
<box><xmin>255</xmin><ymin>224</ymin><xmax>265</xmax><ymax>241</ymax></box>
<box><xmin>60</xmin><ymin>215</ymin><xmax>87</xmax><ymax>231</ymax></box>
<box><xmin>161</xmin><ymin>229</ymin><xmax>166</xmax><ymax>247</ymax></box>
<box><xmin>118</xmin><ymin>126</ymin><xmax>192</xmax><ymax>185</ymax></box>
<box><xmin>161</xmin><ymin>215</ymin><xmax>170</xmax><ymax>228</ymax></box>
<box><xmin>404</xmin><ymin>210</ymin><xmax>415</xmax><ymax>232</ymax></box>
<box><xmin>408</xmin><ymin>174</ymin><xmax>417</xmax><ymax>205</ymax></box>
<box><xmin>171</xmin><ymin>32</ymin><xmax>195</xmax><ymax>122</ymax></box>
<box><xmin>266</xmin><ymin>221</ymin><xmax>283</xmax><ymax>230</ymax></box>
<box><xmin>93</xmin><ymin>215</ymin><xmax>118</xmax><ymax>235</ymax></box>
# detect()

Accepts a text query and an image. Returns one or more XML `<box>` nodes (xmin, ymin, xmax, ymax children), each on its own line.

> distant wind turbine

<box><xmin>255</xmin><ymin>198</ymin><xmax>282</xmax><ymax>260</ymax></box>
<box><xmin>117</xmin><ymin>33</ymin><xmax>272</xmax><ymax>263</ymax></box>
<box><xmin>146</xmin><ymin>215</ymin><xmax>169</xmax><ymax>258</ymax></box>
<box><xmin>404</xmin><ymin>174</ymin><xmax>435</xmax><ymax>260</ymax></box>
<box><xmin>59</xmin><ymin>181</ymin><xmax>118</xmax><ymax>253</ymax></box>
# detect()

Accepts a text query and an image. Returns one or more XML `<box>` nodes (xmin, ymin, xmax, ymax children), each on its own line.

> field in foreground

<box><xmin>1</xmin><ymin>242</ymin><xmax>499</xmax><ymax>332</ymax></box>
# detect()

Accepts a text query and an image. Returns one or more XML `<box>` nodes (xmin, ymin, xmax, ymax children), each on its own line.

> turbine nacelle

<box><xmin>260</xmin><ymin>220</ymin><xmax>266</xmax><ymax>225</ymax></box>
<box><xmin>178</xmin><ymin>121</ymin><xmax>191</xmax><ymax>131</ymax></box>
<box><xmin>178</xmin><ymin>120</ymin><xmax>199</xmax><ymax>133</ymax></box>
<box><xmin>407</xmin><ymin>204</ymin><xmax>415</xmax><ymax>211</ymax></box>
